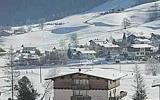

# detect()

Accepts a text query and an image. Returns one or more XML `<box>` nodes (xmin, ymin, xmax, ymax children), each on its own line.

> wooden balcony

<box><xmin>71</xmin><ymin>95</ymin><xmax>91</xmax><ymax>100</ymax></box>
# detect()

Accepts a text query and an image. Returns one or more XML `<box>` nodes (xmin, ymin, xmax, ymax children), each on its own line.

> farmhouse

<box><xmin>89</xmin><ymin>39</ymin><xmax>120</xmax><ymax>58</ymax></box>
<box><xmin>46</xmin><ymin>68</ymin><xmax>127</xmax><ymax>100</ymax></box>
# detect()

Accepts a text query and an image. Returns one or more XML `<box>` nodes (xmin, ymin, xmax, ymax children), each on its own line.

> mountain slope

<box><xmin>1</xmin><ymin>0</ymin><xmax>160</xmax><ymax>51</ymax></box>
<box><xmin>0</xmin><ymin>0</ymin><xmax>107</xmax><ymax>26</ymax></box>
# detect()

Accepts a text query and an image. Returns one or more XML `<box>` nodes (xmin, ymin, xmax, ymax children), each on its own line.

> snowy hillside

<box><xmin>0</xmin><ymin>0</ymin><xmax>160</xmax><ymax>51</ymax></box>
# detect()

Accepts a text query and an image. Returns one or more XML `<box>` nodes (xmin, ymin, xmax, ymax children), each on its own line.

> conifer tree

<box><xmin>16</xmin><ymin>76</ymin><xmax>39</xmax><ymax>100</ymax></box>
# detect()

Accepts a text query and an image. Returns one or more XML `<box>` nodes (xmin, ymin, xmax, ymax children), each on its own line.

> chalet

<box><xmin>89</xmin><ymin>39</ymin><xmax>120</xmax><ymax>58</ymax></box>
<box><xmin>45</xmin><ymin>68</ymin><xmax>127</xmax><ymax>100</ymax></box>
<box><xmin>71</xmin><ymin>47</ymin><xmax>96</xmax><ymax>60</ymax></box>
<box><xmin>128</xmin><ymin>44</ymin><xmax>153</xmax><ymax>60</ymax></box>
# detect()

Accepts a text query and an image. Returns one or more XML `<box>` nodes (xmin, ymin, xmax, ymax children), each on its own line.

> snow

<box><xmin>0</xmin><ymin>62</ymin><xmax>160</xmax><ymax>100</ymax></box>
<box><xmin>136</xmin><ymin>38</ymin><xmax>150</xmax><ymax>42</ymax></box>
<box><xmin>1</xmin><ymin>1</ymin><xmax>160</xmax><ymax>51</ymax></box>
<box><xmin>131</xmin><ymin>44</ymin><xmax>153</xmax><ymax>48</ymax></box>
<box><xmin>98</xmin><ymin>42</ymin><xmax>120</xmax><ymax>48</ymax></box>
<box><xmin>46</xmin><ymin>68</ymin><xmax>127</xmax><ymax>81</ymax></box>
<box><xmin>0</xmin><ymin>0</ymin><xmax>160</xmax><ymax>100</ymax></box>
<box><xmin>152</xmin><ymin>79</ymin><xmax>160</xmax><ymax>87</ymax></box>
<box><xmin>74</xmin><ymin>48</ymin><xmax>96</xmax><ymax>54</ymax></box>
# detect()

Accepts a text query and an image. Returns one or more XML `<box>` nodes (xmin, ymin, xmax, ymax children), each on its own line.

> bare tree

<box><xmin>42</xmin><ymin>68</ymin><xmax>60</xmax><ymax>100</ymax></box>
<box><xmin>145</xmin><ymin>57</ymin><xmax>160</xmax><ymax>76</ymax></box>
<box><xmin>132</xmin><ymin>64</ymin><xmax>147</xmax><ymax>100</ymax></box>
<box><xmin>70</xmin><ymin>33</ymin><xmax>79</xmax><ymax>47</ymax></box>
<box><xmin>59</xmin><ymin>39</ymin><xmax>66</xmax><ymax>50</ymax></box>
<box><xmin>122</xmin><ymin>18</ymin><xmax>130</xmax><ymax>29</ymax></box>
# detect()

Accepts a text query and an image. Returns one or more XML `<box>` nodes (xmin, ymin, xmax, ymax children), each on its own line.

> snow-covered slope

<box><xmin>1</xmin><ymin>0</ymin><xmax>160</xmax><ymax>51</ymax></box>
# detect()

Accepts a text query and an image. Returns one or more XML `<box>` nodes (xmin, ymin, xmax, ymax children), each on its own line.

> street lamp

<box><xmin>152</xmin><ymin>80</ymin><xmax>160</xmax><ymax>100</ymax></box>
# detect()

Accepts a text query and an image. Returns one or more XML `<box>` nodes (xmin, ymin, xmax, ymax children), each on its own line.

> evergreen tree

<box><xmin>132</xmin><ymin>64</ymin><xmax>147</xmax><ymax>100</ymax></box>
<box><xmin>67</xmin><ymin>48</ymin><xmax>72</xmax><ymax>59</ymax></box>
<box><xmin>16</xmin><ymin>76</ymin><xmax>39</xmax><ymax>100</ymax></box>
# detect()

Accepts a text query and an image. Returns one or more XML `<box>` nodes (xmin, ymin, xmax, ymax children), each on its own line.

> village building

<box><xmin>13</xmin><ymin>27</ymin><xmax>27</xmax><ymax>35</ymax></box>
<box><xmin>127</xmin><ymin>44</ymin><xmax>153</xmax><ymax>60</ymax></box>
<box><xmin>14</xmin><ymin>46</ymin><xmax>41</xmax><ymax>66</ymax></box>
<box><xmin>45</xmin><ymin>68</ymin><xmax>127</xmax><ymax>100</ymax></box>
<box><xmin>89</xmin><ymin>39</ymin><xmax>120</xmax><ymax>59</ymax></box>
<box><xmin>43</xmin><ymin>48</ymin><xmax>68</xmax><ymax>65</ymax></box>
<box><xmin>71</xmin><ymin>47</ymin><xmax>96</xmax><ymax>60</ymax></box>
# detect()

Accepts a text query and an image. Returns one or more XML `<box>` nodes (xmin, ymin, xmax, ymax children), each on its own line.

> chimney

<box><xmin>79</xmin><ymin>68</ymin><xmax>81</xmax><ymax>72</ymax></box>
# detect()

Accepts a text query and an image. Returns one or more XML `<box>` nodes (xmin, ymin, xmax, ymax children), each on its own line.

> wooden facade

<box><xmin>50</xmin><ymin>73</ymin><xmax>120</xmax><ymax>90</ymax></box>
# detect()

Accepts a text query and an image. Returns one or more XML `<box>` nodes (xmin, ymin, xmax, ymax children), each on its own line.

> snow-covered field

<box><xmin>0</xmin><ymin>60</ymin><xmax>159</xmax><ymax>100</ymax></box>
<box><xmin>0</xmin><ymin>0</ymin><xmax>160</xmax><ymax>100</ymax></box>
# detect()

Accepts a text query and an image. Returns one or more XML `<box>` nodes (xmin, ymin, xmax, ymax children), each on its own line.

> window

<box><xmin>110</xmin><ymin>80</ymin><xmax>112</xmax><ymax>84</ymax></box>
<box><xmin>73</xmin><ymin>90</ymin><xmax>88</xmax><ymax>96</ymax></box>
<box><xmin>74</xmin><ymin>79</ymin><xmax>89</xmax><ymax>85</ymax></box>
<box><xmin>137</xmin><ymin>52</ymin><xmax>139</xmax><ymax>55</ymax></box>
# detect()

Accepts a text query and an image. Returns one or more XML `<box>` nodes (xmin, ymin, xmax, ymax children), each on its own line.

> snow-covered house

<box><xmin>128</xmin><ymin>44</ymin><xmax>153</xmax><ymax>60</ymax></box>
<box><xmin>13</xmin><ymin>27</ymin><xmax>27</xmax><ymax>35</ymax></box>
<box><xmin>15</xmin><ymin>46</ymin><xmax>41</xmax><ymax>66</ymax></box>
<box><xmin>89</xmin><ymin>39</ymin><xmax>120</xmax><ymax>59</ymax></box>
<box><xmin>71</xmin><ymin>47</ymin><xmax>96</xmax><ymax>60</ymax></box>
<box><xmin>134</xmin><ymin>38</ymin><xmax>151</xmax><ymax>44</ymax></box>
<box><xmin>45</xmin><ymin>68</ymin><xmax>127</xmax><ymax>100</ymax></box>
<box><xmin>43</xmin><ymin>48</ymin><xmax>68</xmax><ymax>65</ymax></box>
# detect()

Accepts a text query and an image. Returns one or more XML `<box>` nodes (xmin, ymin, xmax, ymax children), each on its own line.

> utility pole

<box><xmin>40</xmin><ymin>65</ymin><xmax>42</xmax><ymax>83</ymax></box>
<box><xmin>9</xmin><ymin>45</ymin><xmax>14</xmax><ymax>100</ymax></box>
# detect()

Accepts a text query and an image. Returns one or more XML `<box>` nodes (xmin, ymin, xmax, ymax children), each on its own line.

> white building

<box><xmin>128</xmin><ymin>44</ymin><xmax>153</xmax><ymax>59</ymax></box>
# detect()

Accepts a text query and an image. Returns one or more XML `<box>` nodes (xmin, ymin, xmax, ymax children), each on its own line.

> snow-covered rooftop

<box><xmin>98</xmin><ymin>42</ymin><xmax>120</xmax><ymax>48</ymax></box>
<box><xmin>152</xmin><ymin>79</ymin><xmax>160</xmax><ymax>87</ymax></box>
<box><xmin>46</xmin><ymin>68</ymin><xmax>126</xmax><ymax>80</ymax></box>
<box><xmin>136</xmin><ymin>38</ymin><xmax>150</xmax><ymax>42</ymax></box>
<box><xmin>131</xmin><ymin>44</ymin><xmax>153</xmax><ymax>48</ymax></box>
<box><xmin>75</xmin><ymin>48</ymin><xmax>96</xmax><ymax>54</ymax></box>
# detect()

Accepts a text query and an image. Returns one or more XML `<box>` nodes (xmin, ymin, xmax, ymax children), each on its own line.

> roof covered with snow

<box><xmin>75</xmin><ymin>48</ymin><xmax>96</xmax><ymax>54</ymax></box>
<box><xmin>98</xmin><ymin>42</ymin><xmax>120</xmax><ymax>48</ymax></box>
<box><xmin>152</xmin><ymin>79</ymin><xmax>160</xmax><ymax>87</ymax></box>
<box><xmin>136</xmin><ymin>38</ymin><xmax>150</xmax><ymax>42</ymax></box>
<box><xmin>131</xmin><ymin>44</ymin><xmax>153</xmax><ymax>48</ymax></box>
<box><xmin>46</xmin><ymin>68</ymin><xmax>126</xmax><ymax>80</ymax></box>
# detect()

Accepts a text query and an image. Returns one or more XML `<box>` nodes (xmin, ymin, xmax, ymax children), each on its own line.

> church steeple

<box><xmin>121</xmin><ymin>33</ymin><xmax>127</xmax><ymax>48</ymax></box>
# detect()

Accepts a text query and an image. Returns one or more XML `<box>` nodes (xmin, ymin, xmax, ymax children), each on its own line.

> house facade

<box><xmin>71</xmin><ymin>47</ymin><xmax>96</xmax><ymax>60</ymax></box>
<box><xmin>128</xmin><ymin>44</ymin><xmax>153</xmax><ymax>60</ymax></box>
<box><xmin>89</xmin><ymin>39</ymin><xmax>120</xmax><ymax>59</ymax></box>
<box><xmin>46</xmin><ymin>69</ymin><xmax>127</xmax><ymax>100</ymax></box>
